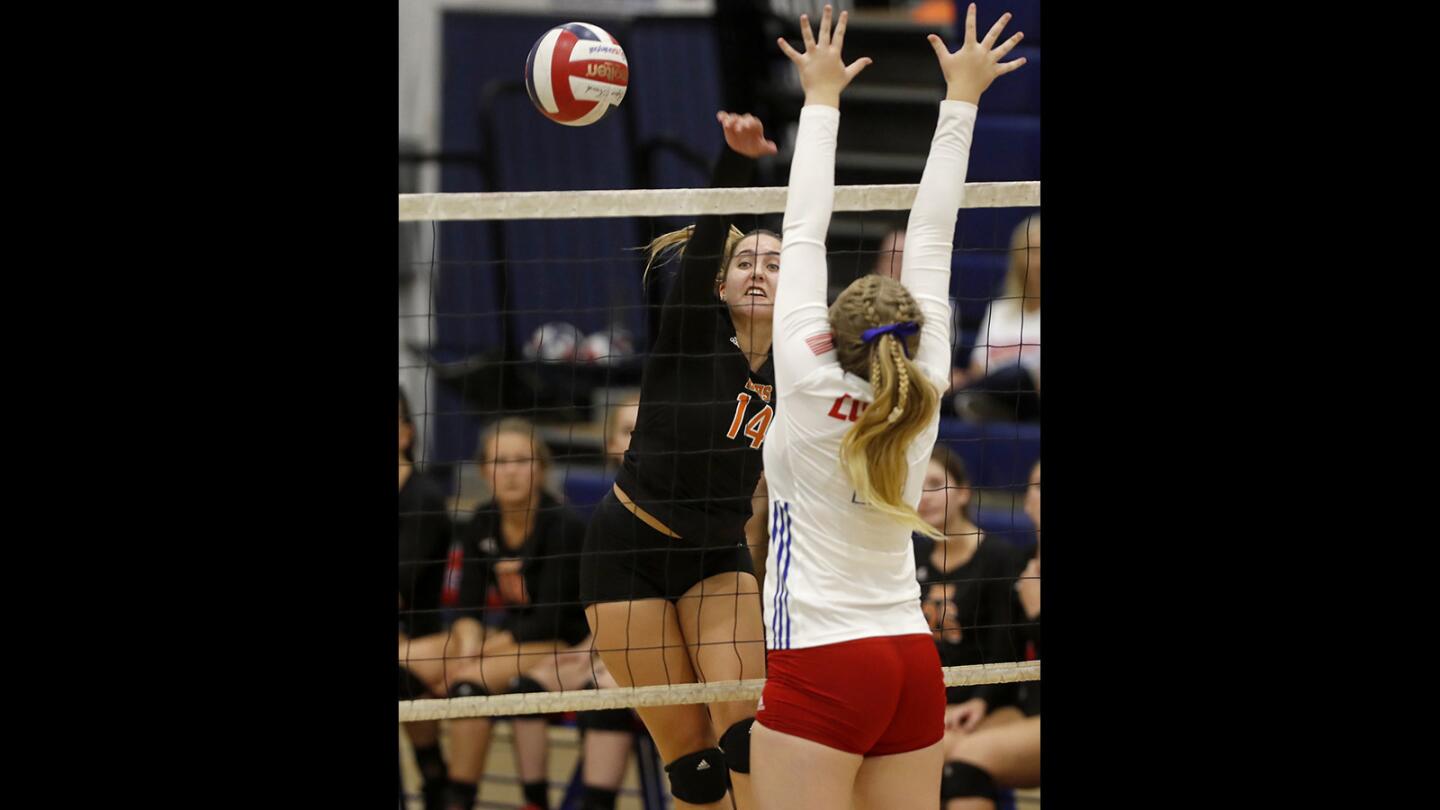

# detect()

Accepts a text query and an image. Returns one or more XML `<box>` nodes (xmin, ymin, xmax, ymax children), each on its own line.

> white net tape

<box><xmin>398</xmin><ymin>660</ymin><xmax>1039</xmax><ymax>722</ymax></box>
<box><xmin>398</xmin><ymin>181</ymin><xmax>1039</xmax><ymax>221</ymax></box>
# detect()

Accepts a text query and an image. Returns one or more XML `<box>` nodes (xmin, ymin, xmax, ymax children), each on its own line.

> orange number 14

<box><xmin>726</xmin><ymin>392</ymin><xmax>774</xmax><ymax>449</ymax></box>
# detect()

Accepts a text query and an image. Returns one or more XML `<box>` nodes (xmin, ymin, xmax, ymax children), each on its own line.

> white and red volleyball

<box><xmin>524</xmin><ymin>22</ymin><xmax>629</xmax><ymax>127</ymax></box>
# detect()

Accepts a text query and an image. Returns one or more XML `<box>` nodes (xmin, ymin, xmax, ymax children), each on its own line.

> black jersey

<box><xmin>613</xmin><ymin>148</ymin><xmax>774</xmax><ymax>544</ymax></box>
<box><xmin>398</xmin><ymin>470</ymin><xmax>453</xmax><ymax>638</ymax></box>
<box><xmin>913</xmin><ymin>533</ymin><xmax>1029</xmax><ymax>706</ymax></box>
<box><xmin>456</xmin><ymin>492</ymin><xmax>590</xmax><ymax>647</ymax></box>
<box><xmin>1014</xmin><ymin>544</ymin><xmax>1040</xmax><ymax>716</ymax></box>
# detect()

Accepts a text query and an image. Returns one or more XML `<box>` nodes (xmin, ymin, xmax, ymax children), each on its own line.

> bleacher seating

<box><xmin>430</xmin><ymin>8</ymin><xmax>1040</xmax><ymax>469</ymax></box>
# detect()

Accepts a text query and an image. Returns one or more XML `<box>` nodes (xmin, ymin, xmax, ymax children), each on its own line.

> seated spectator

<box><xmin>940</xmin><ymin>460</ymin><xmax>1041</xmax><ymax>810</ymax></box>
<box><xmin>871</xmin><ymin>226</ymin><xmax>907</xmax><ymax>281</ymax></box>
<box><xmin>914</xmin><ymin>446</ymin><xmax>1030</xmax><ymax>739</ymax></box>
<box><xmin>397</xmin><ymin>385</ymin><xmax>487</xmax><ymax>810</ymax></box>
<box><xmin>415</xmin><ymin>418</ymin><xmax>638</xmax><ymax>810</ymax></box>
<box><xmin>869</xmin><ymin>226</ymin><xmax>972</xmax><ymax>399</ymax></box>
<box><xmin>953</xmin><ymin>214</ymin><xmax>1040</xmax><ymax>422</ymax></box>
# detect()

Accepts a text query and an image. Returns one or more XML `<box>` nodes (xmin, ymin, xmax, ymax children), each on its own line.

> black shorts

<box><xmin>1019</xmin><ymin>681</ymin><xmax>1041</xmax><ymax>717</ymax></box>
<box><xmin>398</xmin><ymin>616</ymin><xmax>442</xmax><ymax>640</ymax></box>
<box><xmin>580</xmin><ymin>491</ymin><xmax>755</xmax><ymax>605</ymax></box>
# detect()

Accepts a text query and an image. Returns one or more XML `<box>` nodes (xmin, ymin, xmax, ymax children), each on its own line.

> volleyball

<box><xmin>400</xmin><ymin>5</ymin><xmax>1045</xmax><ymax>802</ymax></box>
<box><xmin>524</xmin><ymin>22</ymin><xmax>629</xmax><ymax>127</ymax></box>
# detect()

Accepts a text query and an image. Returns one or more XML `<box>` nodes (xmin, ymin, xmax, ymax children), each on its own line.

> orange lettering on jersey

<box><xmin>743</xmin><ymin>406</ymin><xmax>773</xmax><ymax>449</ymax></box>
<box><xmin>726</xmin><ymin>392</ymin><xmax>752</xmax><ymax>440</ymax></box>
<box><xmin>728</xmin><ymin>391</ymin><xmax>773</xmax><ymax>448</ymax></box>
<box><xmin>744</xmin><ymin>379</ymin><xmax>773</xmax><ymax>403</ymax></box>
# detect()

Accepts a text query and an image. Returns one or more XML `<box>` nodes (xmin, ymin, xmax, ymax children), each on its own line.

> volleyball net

<box><xmin>398</xmin><ymin>180</ymin><xmax>1040</xmax><ymax>724</ymax></box>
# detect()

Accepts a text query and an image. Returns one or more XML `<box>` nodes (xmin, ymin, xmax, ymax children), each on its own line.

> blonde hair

<box><xmin>642</xmin><ymin>225</ymin><xmax>780</xmax><ymax>289</ymax></box>
<box><xmin>1001</xmin><ymin>213</ymin><xmax>1041</xmax><ymax>302</ymax></box>
<box><xmin>476</xmin><ymin>417</ymin><xmax>557</xmax><ymax>499</ymax></box>
<box><xmin>829</xmin><ymin>275</ymin><xmax>943</xmax><ymax>539</ymax></box>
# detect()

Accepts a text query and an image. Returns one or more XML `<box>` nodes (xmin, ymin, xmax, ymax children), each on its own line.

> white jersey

<box><xmin>763</xmin><ymin>102</ymin><xmax>977</xmax><ymax>650</ymax></box>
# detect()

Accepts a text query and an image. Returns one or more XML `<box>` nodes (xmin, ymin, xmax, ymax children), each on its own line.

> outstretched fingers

<box><xmin>981</xmin><ymin>12</ymin><xmax>1012</xmax><ymax>50</ymax></box>
<box><xmin>997</xmin><ymin>56</ymin><xmax>1027</xmax><ymax>75</ymax></box>
<box><xmin>843</xmin><ymin>56</ymin><xmax>873</xmax><ymax>82</ymax></box>
<box><xmin>991</xmin><ymin>30</ymin><xmax>1024</xmax><ymax>61</ymax></box>
<box><xmin>927</xmin><ymin>33</ymin><xmax>952</xmax><ymax>61</ymax></box>
<box><xmin>777</xmin><ymin>36</ymin><xmax>803</xmax><ymax>64</ymax></box>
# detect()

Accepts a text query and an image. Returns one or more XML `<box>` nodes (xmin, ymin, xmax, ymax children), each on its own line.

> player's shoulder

<box><xmin>783</xmin><ymin>362</ymin><xmax>869</xmax><ymax>399</ymax></box>
<box><xmin>894</xmin><ymin>336</ymin><xmax>950</xmax><ymax>395</ymax></box>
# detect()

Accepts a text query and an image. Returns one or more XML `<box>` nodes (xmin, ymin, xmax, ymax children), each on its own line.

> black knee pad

<box><xmin>577</xmin><ymin>708</ymin><xmax>633</xmax><ymax>733</ymax></box>
<box><xmin>506</xmin><ymin>675</ymin><xmax>549</xmax><ymax>718</ymax></box>
<box><xmin>507</xmin><ymin>675</ymin><xmax>547</xmax><ymax>694</ymax></box>
<box><xmin>664</xmin><ymin>747</ymin><xmax>729</xmax><ymax>804</ymax></box>
<box><xmin>718</xmin><ymin>717</ymin><xmax>755</xmax><ymax>774</ymax></box>
<box><xmin>447</xmin><ymin>680</ymin><xmax>489</xmax><ymax>699</ymax></box>
<box><xmin>940</xmin><ymin>761</ymin><xmax>997</xmax><ymax>801</ymax></box>
<box><xmin>399</xmin><ymin>666</ymin><xmax>432</xmax><ymax>700</ymax></box>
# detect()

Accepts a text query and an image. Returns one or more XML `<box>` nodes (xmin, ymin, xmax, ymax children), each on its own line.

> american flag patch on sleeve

<box><xmin>804</xmin><ymin>332</ymin><xmax>834</xmax><ymax>355</ymax></box>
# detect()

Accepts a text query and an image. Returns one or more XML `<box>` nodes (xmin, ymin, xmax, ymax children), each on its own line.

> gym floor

<box><xmin>399</xmin><ymin>721</ymin><xmax>1039</xmax><ymax>809</ymax></box>
<box><xmin>400</xmin><ymin>721</ymin><xmax>647</xmax><ymax>810</ymax></box>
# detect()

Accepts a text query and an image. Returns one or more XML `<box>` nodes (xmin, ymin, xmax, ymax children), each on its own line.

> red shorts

<box><xmin>756</xmin><ymin>634</ymin><xmax>944</xmax><ymax>756</ymax></box>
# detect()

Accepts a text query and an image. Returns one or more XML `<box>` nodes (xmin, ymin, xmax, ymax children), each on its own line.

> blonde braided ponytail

<box><xmin>829</xmin><ymin>275</ymin><xmax>943</xmax><ymax>539</ymax></box>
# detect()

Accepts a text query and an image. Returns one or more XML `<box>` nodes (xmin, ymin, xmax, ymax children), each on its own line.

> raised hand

<box><xmin>717</xmin><ymin>110</ymin><xmax>778</xmax><ymax>158</ymax></box>
<box><xmin>777</xmin><ymin>5</ymin><xmax>873</xmax><ymax>109</ymax></box>
<box><xmin>927</xmin><ymin>3</ymin><xmax>1027</xmax><ymax>105</ymax></box>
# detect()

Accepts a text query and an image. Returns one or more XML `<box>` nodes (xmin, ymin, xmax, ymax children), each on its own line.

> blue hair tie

<box><xmin>860</xmin><ymin>321</ymin><xmax>920</xmax><ymax>357</ymax></box>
